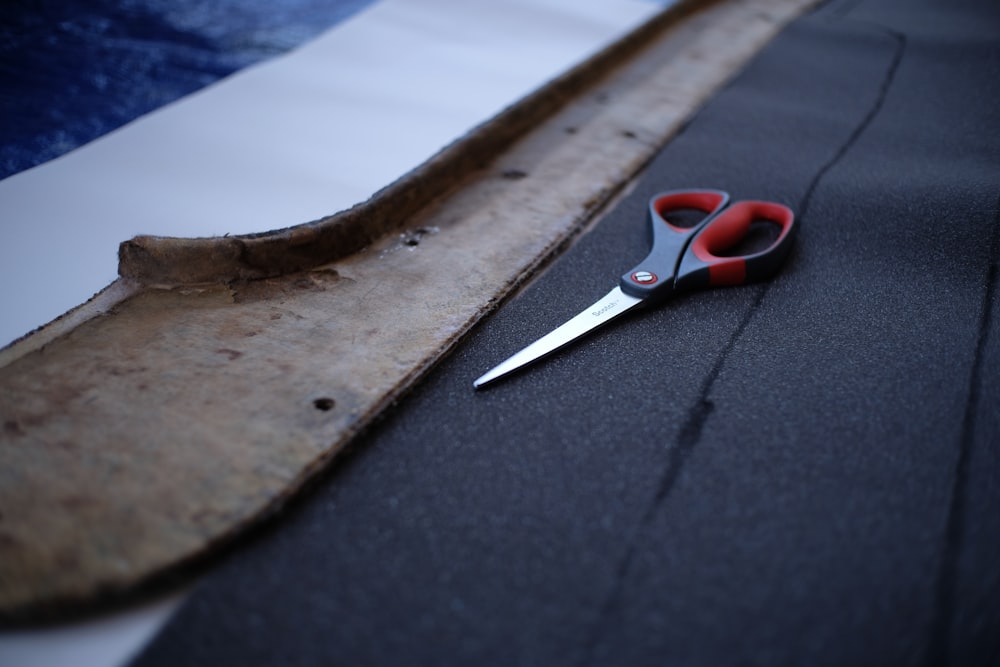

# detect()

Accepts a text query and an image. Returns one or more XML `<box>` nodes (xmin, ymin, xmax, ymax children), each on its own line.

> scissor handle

<box><xmin>674</xmin><ymin>200</ymin><xmax>796</xmax><ymax>292</ymax></box>
<box><xmin>619</xmin><ymin>189</ymin><xmax>730</xmax><ymax>300</ymax></box>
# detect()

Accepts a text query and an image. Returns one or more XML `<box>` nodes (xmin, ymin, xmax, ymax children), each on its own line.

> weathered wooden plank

<box><xmin>0</xmin><ymin>0</ymin><xmax>818</xmax><ymax>619</ymax></box>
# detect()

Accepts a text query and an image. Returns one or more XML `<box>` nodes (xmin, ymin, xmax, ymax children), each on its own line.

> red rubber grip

<box><xmin>651</xmin><ymin>191</ymin><xmax>729</xmax><ymax>233</ymax></box>
<box><xmin>687</xmin><ymin>201</ymin><xmax>795</xmax><ymax>286</ymax></box>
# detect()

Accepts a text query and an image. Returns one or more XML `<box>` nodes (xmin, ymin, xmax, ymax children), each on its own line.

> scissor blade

<box><xmin>473</xmin><ymin>286</ymin><xmax>644</xmax><ymax>389</ymax></box>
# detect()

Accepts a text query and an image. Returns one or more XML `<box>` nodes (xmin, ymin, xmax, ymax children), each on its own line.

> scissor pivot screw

<box><xmin>631</xmin><ymin>271</ymin><xmax>657</xmax><ymax>284</ymax></box>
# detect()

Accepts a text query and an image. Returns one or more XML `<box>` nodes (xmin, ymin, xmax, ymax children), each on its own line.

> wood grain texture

<box><xmin>0</xmin><ymin>0</ymin><xmax>817</xmax><ymax>620</ymax></box>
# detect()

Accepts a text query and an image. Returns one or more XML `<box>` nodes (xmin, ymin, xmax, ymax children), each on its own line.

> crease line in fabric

<box><xmin>922</xmin><ymin>191</ymin><xmax>1000</xmax><ymax>667</ymax></box>
<box><xmin>579</xmin><ymin>21</ymin><xmax>907</xmax><ymax>665</ymax></box>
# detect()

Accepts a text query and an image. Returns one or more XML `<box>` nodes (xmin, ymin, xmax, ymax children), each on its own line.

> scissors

<box><xmin>473</xmin><ymin>189</ymin><xmax>796</xmax><ymax>388</ymax></box>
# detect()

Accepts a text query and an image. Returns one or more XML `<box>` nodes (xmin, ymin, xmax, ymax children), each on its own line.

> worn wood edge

<box><xmin>0</xmin><ymin>0</ymin><xmax>820</xmax><ymax>622</ymax></box>
<box><xmin>0</xmin><ymin>0</ymin><xmax>709</xmax><ymax>367</ymax></box>
<box><xmin>115</xmin><ymin>0</ymin><xmax>715</xmax><ymax>286</ymax></box>
<box><xmin>0</xmin><ymin>280</ymin><xmax>141</xmax><ymax>369</ymax></box>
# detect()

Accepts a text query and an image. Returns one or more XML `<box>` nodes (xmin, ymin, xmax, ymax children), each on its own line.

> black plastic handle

<box><xmin>619</xmin><ymin>189</ymin><xmax>730</xmax><ymax>300</ymax></box>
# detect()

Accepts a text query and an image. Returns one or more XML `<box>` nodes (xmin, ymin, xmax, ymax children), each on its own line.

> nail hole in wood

<box><xmin>313</xmin><ymin>397</ymin><xmax>335</xmax><ymax>411</ymax></box>
<box><xmin>402</xmin><ymin>227</ymin><xmax>434</xmax><ymax>247</ymax></box>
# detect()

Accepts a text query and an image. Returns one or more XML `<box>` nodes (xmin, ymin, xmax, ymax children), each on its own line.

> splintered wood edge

<box><xmin>0</xmin><ymin>0</ymin><xmax>819</xmax><ymax>621</ymax></box>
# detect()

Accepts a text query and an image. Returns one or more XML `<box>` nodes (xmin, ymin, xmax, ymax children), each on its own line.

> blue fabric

<box><xmin>0</xmin><ymin>0</ymin><xmax>376</xmax><ymax>180</ymax></box>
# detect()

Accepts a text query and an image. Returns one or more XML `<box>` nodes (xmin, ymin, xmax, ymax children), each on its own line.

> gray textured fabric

<box><xmin>134</xmin><ymin>0</ymin><xmax>1000</xmax><ymax>664</ymax></box>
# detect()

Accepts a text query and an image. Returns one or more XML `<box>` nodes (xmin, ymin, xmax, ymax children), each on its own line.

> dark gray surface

<box><xmin>134</xmin><ymin>0</ymin><xmax>1000</xmax><ymax>664</ymax></box>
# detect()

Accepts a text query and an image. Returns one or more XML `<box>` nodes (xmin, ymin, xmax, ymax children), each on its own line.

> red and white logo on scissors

<box><xmin>631</xmin><ymin>270</ymin><xmax>658</xmax><ymax>285</ymax></box>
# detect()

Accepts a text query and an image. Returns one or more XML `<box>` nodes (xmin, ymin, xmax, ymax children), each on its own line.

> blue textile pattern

<box><xmin>0</xmin><ymin>0</ymin><xmax>377</xmax><ymax>181</ymax></box>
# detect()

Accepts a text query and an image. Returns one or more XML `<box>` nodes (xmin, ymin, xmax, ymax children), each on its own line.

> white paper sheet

<box><xmin>0</xmin><ymin>0</ymin><xmax>662</xmax><ymax>348</ymax></box>
<box><xmin>0</xmin><ymin>592</ymin><xmax>186</xmax><ymax>667</ymax></box>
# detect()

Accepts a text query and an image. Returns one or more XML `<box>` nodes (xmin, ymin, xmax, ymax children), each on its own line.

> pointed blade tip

<box><xmin>472</xmin><ymin>287</ymin><xmax>643</xmax><ymax>391</ymax></box>
<box><xmin>472</xmin><ymin>371</ymin><xmax>497</xmax><ymax>389</ymax></box>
